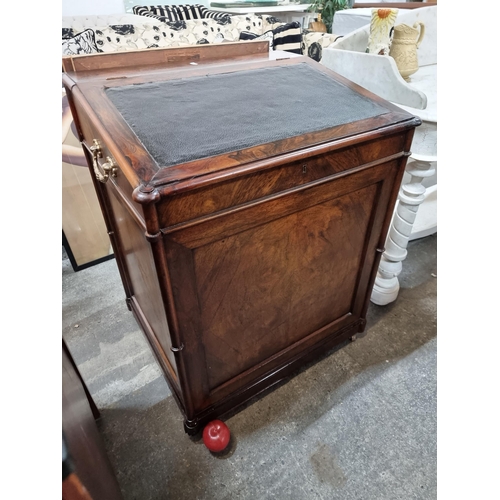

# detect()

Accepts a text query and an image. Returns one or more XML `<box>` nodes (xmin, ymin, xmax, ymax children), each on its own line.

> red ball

<box><xmin>202</xmin><ymin>420</ymin><xmax>230</xmax><ymax>452</ymax></box>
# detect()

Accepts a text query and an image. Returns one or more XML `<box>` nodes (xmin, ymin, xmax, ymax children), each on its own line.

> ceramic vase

<box><xmin>389</xmin><ymin>22</ymin><xmax>425</xmax><ymax>81</ymax></box>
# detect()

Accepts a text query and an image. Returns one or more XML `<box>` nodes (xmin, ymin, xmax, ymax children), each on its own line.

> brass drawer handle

<box><xmin>89</xmin><ymin>139</ymin><xmax>118</xmax><ymax>183</ymax></box>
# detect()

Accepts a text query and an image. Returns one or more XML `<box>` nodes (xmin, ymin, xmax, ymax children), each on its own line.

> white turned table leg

<box><xmin>371</xmin><ymin>153</ymin><xmax>437</xmax><ymax>305</ymax></box>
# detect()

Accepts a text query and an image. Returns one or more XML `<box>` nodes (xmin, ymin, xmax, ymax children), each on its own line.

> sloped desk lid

<box><xmin>63</xmin><ymin>47</ymin><xmax>420</xmax><ymax>188</ymax></box>
<box><xmin>105</xmin><ymin>63</ymin><xmax>388</xmax><ymax>169</ymax></box>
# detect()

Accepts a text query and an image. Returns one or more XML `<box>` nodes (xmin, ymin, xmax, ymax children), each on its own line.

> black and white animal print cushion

<box><xmin>261</xmin><ymin>15</ymin><xmax>282</xmax><ymax>29</ymax></box>
<box><xmin>228</xmin><ymin>14</ymin><xmax>263</xmax><ymax>34</ymax></box>
<box><xmin>62</xmin><ymin>28</ymin><xmax>76</xmax><ymax>40</ymax></box>
<box><xmin>239</xmin><ymin>22</ymin><xmax>302</xmax><ymax>54</ymax></box>
<box><xmin>62</xmin><ymin>29</ymin><xmax>99</xmax><ymax>55</ymax></box>
<box><xmin>239</xmin><ymin>30</ymin><xmax>274</xmax><ymax>50</ymax></box>
<box><xmin>168</xmin><ymin>18</ymin><xmax>228</xmax><ymax>45</ymax></box>
<box><xmin>130</xmin><ymin>7</ymin><xmax>163</xmax><ymax>20</ymax></box>
<box><xmin>302</xmin><ymin>31</ymin><xmax>344</xmax><ymax>62</ymax></box>
<box><xmin>92</xmin><ymin>24</ymin><xmax>171</xmax><ymax>52</ymax></box>
<box><xmin>62</xmin><ymin>25</ymin><xmax>175</xmax><ymax>55</ymax></box>
<box><xmin>133</xmin><ymin>4</ymin><xmax>230</xmax><ymax>22</ymax></box>
<box><xmin>272</xmin><ymin>22</ymin><xmax>302</xmax><ymax>54</ymax></box>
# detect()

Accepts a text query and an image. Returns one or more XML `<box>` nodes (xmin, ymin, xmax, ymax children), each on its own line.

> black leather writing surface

<box><xmin>105</xmin><ymin>63</ymin><xmax>387</xmax><ymax>168</ymax></box>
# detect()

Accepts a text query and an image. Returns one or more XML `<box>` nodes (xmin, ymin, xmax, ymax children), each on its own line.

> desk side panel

<box><xmin>66</xmin><ymin>85</ymin><xmax>181</xmax><ymax>395</ymax></box>
<box><xmin>104</xmin><ymin>185</ymin><xmax>181</xmax><ymax>391</ymax></box>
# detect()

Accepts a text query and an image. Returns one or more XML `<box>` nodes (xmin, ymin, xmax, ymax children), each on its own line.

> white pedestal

<box><xmin>321</xmin><ymin>5</ymin><xmax>438</xmax><ymax>306</ymax></box>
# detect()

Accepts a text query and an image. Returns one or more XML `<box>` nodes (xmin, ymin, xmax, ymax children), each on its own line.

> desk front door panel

<box><xmin>164</xmin><ymin>158</ymin><xmax>402</xmax><ymax>419</ymax></box>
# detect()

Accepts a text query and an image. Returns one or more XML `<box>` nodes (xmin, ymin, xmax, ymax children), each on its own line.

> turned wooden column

<box><xmin>371</xmin><ymin>153</ymin><xmax>436</xmax><ymax>305</ymax></box>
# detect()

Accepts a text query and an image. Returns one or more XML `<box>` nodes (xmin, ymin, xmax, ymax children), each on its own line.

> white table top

<box><xmin>209</xmin><ymin>3</ymin><xmax>311</xmax><ymax>14</ymax></box>
<box><xmin>333</xmin><ymin>8</ymin><xmax>409</xmax><ymax>36</ymax></box>
<box><xmin>395</xmin><ymin>64</ymin><xmax>436</xmax><ymax>123</ymax></box>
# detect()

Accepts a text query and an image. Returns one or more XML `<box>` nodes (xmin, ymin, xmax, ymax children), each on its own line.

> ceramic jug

<box><xmin>389</xmin><ymin>22</ymin><xmax>425</xmax><ymax>81</ymax></box>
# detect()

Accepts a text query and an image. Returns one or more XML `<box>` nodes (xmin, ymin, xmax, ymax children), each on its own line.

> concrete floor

<box><xmin>62</xmin><ymin>233</ymin><xmax>437</xmax><ymax>500</ymax></box>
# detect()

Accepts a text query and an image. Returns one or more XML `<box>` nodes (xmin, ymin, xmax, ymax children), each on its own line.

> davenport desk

<box><xmin>62</xmin><ymin>42</ymin><xmax>420</xmax><ymax>435</ymax></box>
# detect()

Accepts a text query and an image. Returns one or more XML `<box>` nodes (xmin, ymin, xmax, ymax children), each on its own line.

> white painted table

<box><xmin>332</xmin><ymin>7</ymin><xmax>410</xmax><ymax>35</ymax></box>
<box><xmin>209</xmin><ymin>3</ymin><xmax>313</xmax><ymax>26</ymax></box>
<box><xmin>332</xmin><ymin>8</ymin><xmax>372</xmax><ymax>35</ymax></box>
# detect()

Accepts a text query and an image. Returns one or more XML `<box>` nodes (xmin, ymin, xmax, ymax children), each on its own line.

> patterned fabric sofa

<box><xmin>61</xmin><ymin>5</ymin><xmax>343</xmax><ymax>63</ymax></box>
<box><xmin>61</xmin><ymin>8</ymin><xmax>342</xmax><ymax>267</ymax></box>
